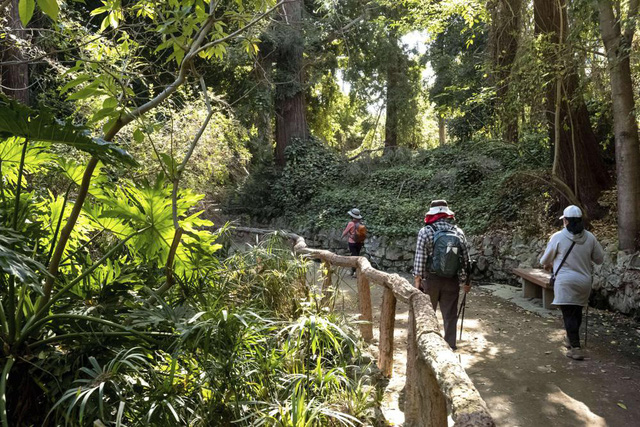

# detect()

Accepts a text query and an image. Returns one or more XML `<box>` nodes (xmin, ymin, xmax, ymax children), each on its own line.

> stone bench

<box><xmin>512</xmin><ymin>268</ymin><xmax>554</xmax><ymax>309</ymax></box>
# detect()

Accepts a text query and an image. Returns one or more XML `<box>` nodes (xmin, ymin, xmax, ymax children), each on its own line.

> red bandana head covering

<box><xmin>424</xmin><ymin>212</ymin><xmax>454</xmax><ymax>225</ymax></box>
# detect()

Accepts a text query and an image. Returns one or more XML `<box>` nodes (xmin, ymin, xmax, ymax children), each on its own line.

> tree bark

<box><xmin>251</xmin><ymin>43</ymin><xmax>275</xmax><ymax>165</ymax></box>
<box><xmin>384</xmin><ymin>31</ymin><xmax>400</xmax><ymax>151</ymax></box>
<box><xmin>274</xmin><ymin>0</ymin><xmax>308</xmax><ymax>166</ymax></box>
<box><xmin>596</xmin><ymin>0</ymin><xmax>640</xmax><ymax>250</ymax></box>
<box><xmin>488</xmin><ymin>0</ymin><xmax>522</xmax><ymax>143</ymax></box>
<box><xmin>378</xmin><ymin>287</ymin><xmax>396</xmax><ymax>378</ymax></box>
<box><xmin>533</xmin><ymin>0</ymin><xmax>610</xmax><ymax>216</ymax></box>
<box><xmin>438</xmin><ymin>115</ymin><xmax>446</xmax><ymax>146</ymax></box>
<box><xmin>1</xmin><ymin>0</ymin><xmax>30</xmax><ymax>104</ymax></box>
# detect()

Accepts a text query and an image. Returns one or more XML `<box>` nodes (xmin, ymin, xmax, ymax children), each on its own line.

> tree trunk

<box><xmin>438</xmin><ymin>115</ymin><xmax>446</xmax><ymax>146</ymax></box>
<box><xmin>384</xmin><ymin>31</ymin><xmax>400</xmax><ymax>151</ymax></box>
<box><xmin>488</xmin><ymin>0</ymin><xmax>522</xmax><ymax>144</ymax></box>
<box><xmin>274</xmin><ymin>0</ymin><xmax>308</xmax><ymax>166</ymax></box>
<box><xmin>596</xmin><ymin>0</ymin><xmax>640</xmax><ymax>250</ymax></box>
<box><xmin>1</xmin><ymin>0</ymin><xmax>30</xmax><ymax>104</ymax></box>
<box><xmin>251</xmin><ymin>44</ymin><xmax>274</xmax><ymax>165</ymax></box>
<box><xmin>533</xmin><ymin>0</ymin><xmax>610</xmax><ymax>216</ymax></box>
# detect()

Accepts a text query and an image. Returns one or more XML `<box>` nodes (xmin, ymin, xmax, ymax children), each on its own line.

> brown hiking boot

<box><xmin>566</xmin><ymin>347</ymin><xmax>585</xmax><ymax>360</ymax></box>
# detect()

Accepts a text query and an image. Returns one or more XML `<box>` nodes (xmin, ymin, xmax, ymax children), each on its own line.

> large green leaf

<box><xmin>36</xmin><ymin>0</ymin><xmax>59</xmax><ymax>20</ymax></box>
<box><xmin>0</xmin><ymin>228</ymin><xmax>48</xmax><ymax>293</ymax></box>
<box><xmin>0</xmin><ymin>94</ymin><xmax>136</xmax><ymax>167</ymax></box>
<box><xmin>19</xmin><ymin>0</ymin><xmax>36</xmax><ymax>26</ymax></box>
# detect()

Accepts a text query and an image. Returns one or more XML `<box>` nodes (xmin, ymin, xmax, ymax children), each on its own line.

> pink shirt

<box><xmin>342</xmin><ymin>220</ymin><xmax>358</xmax><ymax>244</ymax></box>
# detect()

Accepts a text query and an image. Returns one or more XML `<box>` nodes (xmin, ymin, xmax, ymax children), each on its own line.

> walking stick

<box><xmin>457</xmin><ymin>260</ymin><xmax>475</xmax><ymax>342</ymax></box>
<box><xmin>458</xmin><ymin>291</ymin><xmax>467</xmax><ymax>341</ymax></box>
<box><xmin>584</xmin><ymin>304</ymin><xmax>589</xmax><ymax>349</ymax></box>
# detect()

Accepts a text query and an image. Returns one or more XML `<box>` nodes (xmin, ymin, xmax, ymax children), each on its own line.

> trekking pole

<box><xmin>458</xmin><ymin>291</ymin><xmax>467</xmax><ymax>341</ymax></box>
<box><xmin>457</xmin><ymin>260</ymin><xmax>475</xmax><ymax>341</ymax></box>
<box><xmin>584</xmin><ymin>304</ymin><xmax>589</xmax><ymax>349</ymax></box>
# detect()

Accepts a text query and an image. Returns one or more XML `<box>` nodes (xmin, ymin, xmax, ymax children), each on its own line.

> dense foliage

<box><xmin>232</xmin><ymin>135</ymin><xmax>555</xmax><ymax>237</ymax></box>
<box><xmin>0</xmin><ymin>125</ymin><xmax>376</xmax><ymax>424</ymax></box>
<box><xmin>2</xmin><ymin>0</ymin><xmax>640</xmax><ymax>422</ymax></box>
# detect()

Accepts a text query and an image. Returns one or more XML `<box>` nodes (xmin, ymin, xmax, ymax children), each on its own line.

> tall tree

<box><xmin>428</xmin><ymin>16</ymin><xmax>490</xmax><ymax>142</ymax></box>
<box><xmin>384</xmin><ymin>30</ymin><xmax>401</xmax><ymax>150</ymax></box>
<box><xmin>596</xmin><ymin>0</ymin><xmax>640</xmax><ymax>250</ymax></box>
<box><xmin>274</xmin><ymin>0</ymin><xmax>308</xmax><ymax>166</ymax></box>
<box><xmin>488</xmin><ymin>0</ymin><xmax>522</xmax><ymax>143</ymax></box>
<box><xmin>533</xmin><ymin>0</ymin><xmax>610</xmax><ymax>215</ymax></box>
<box><xmin>1</xmin><ymin>0</ymin><xmax>30</xmax><ymax>104</ymax></box>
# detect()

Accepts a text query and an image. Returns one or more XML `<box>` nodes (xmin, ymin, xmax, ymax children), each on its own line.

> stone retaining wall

<box><xmin>300</xmin><ymin>229</ymin><xmax>640</xmax><ymax>317</ymax></box>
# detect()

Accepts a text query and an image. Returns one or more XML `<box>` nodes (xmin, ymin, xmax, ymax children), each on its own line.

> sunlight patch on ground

<box><xmin>546</xmin><ymin>386</ymin><xmax>607</xmax><ymax>426</ymax></box>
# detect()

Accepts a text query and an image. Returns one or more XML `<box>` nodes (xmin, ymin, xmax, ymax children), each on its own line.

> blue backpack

<box><xmin>429</xmin><ymin>228</ymin><xmax>464</xmax><ymax>278</ymax></box>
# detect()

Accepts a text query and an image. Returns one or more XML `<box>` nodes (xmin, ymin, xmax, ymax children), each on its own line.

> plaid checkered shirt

<box><xmin>413</xmin><ymin>219</ymin><xmax>470</xmax><ymax>285</ymax></box>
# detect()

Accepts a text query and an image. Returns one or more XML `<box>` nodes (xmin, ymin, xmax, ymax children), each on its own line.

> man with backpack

<box><xmin>342</xmin><ymin>208</ymin><xmax>367</xmax><ymax>277</ymax></box>
<box><xmin>413</xmin><ymin>200</ymin><xmax>471</xmax><ymax>350</ymax></box>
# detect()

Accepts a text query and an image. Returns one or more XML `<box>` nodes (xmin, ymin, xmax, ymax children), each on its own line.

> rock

<box><xmin>484</xmin><ymin>246</ymin><xmax>494</xmax><ymax>257</ymax></box>
<box><xmin>386</xmin><ymin>246</ymin><xmax>404</xmax><ymax>261</ymax></box>
<box><xmin>617</xmin><ymin>251</ymin><xmax>633</xmax><ymax>269</ymax></box>
<box><xmin>630</xmin><ymin>254</ymin><xmax>640</xmax><ymax>270</ymax></box>
<box><xmin>476</xmin><ymin>256</ymin><xmax>489</xmax><ymax>272</ymax></box>
<box><xmin>366</xmin><ymin>236</ymin><xmax>382</xmax><ymax>252</ymax></box>
<box><xmin>503</xmin><ymin>257</ymin><xmax>519</xmax><ymax>271</ymax></box>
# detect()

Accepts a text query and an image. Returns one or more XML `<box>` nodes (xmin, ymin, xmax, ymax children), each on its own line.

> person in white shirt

<box><xmin>540</xmin><ymin>205</ymin><xmax>604</xmax><ymax>360</ymax></box>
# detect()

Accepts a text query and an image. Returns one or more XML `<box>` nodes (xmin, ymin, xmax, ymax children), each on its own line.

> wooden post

<box><xmin>356</xmin><ymin>269</ymin><xmax>373</xmax><ymax>342</ymax></box>
<box><xmin>403</xmin><ymin>305</ymin><xmax>419</xmax><ymax>424</ymax></box>
<box><xmin>404</xmin><ymin>302</ymin><xmax>447</xmax><ymax>426</ymax></box>
<box><xmin>378</xmin><ymin>286</ymin><xmax>396</xmax><ymax>377</ymax></box>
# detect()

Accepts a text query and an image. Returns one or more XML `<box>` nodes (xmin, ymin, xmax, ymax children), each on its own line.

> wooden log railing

<box><xmin>233</xmin><ymin>227</ymin><xmax>494</xmax><ymax>427</ymax></box>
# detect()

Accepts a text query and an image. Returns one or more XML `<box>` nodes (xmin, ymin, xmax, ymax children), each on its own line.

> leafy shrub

<box><xmin>272</xmin><ymin>137</ymin><xmax>343</xmax><ymax>212</ymax></box>
<box><xmin>44</xmin><ymin>235</ymin><xmax>376</xmax><ymax>426</ymax></box>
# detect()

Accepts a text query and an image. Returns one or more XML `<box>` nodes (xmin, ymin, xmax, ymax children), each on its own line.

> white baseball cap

<box><xmin>560</xmin><ymin>205</ymin><xmax>582</xmax><ymax>219</ymax></box>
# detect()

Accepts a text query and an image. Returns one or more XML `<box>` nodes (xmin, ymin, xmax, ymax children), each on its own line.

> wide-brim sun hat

<box><xmin>348</xmin><ymin>208</ymin><xmax>363</xmax><ymax>219</ymax></box>
<box><xmin>426</xmin><ymin>200</ymin><xmax>455</xmax><ymax>216</ymax></box>
<box><xmin>560</xmin><ymin>205</ymin><xmax>582</xmax><ymax>219</ymax></box>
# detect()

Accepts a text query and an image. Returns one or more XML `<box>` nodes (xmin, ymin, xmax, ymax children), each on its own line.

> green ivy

<box><xmin>232</xmin><ymin>136</ymin><xmax>554</xmax><ymax>237</ymax></box>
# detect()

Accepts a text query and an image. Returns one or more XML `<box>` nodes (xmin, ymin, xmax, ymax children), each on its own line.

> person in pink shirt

<box><xmin>342</xmin><ymin>208</ymin><xmax>364</xmax><ymax>276</ymax></box>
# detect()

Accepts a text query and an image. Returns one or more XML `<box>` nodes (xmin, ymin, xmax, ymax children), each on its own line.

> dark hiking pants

<box><xmin>348</xmin><ymin>242</ymin><xmax>363</xmax><ymax>274</ymax></box>
<box><xmin>421</xmin><ymin>275</ymin><xmax>460</xmax><ymax>350</ymax></box>
<box><xmin>560</xmin><ymin>305</ymin><xmax>583</xmax><ymax>348</ymax></box>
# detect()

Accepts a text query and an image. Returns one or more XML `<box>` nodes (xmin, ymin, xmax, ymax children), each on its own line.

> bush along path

<box><xmin>310</xmin><ymin>266</ymin><xmax>640</xmax><ymax>426</ymax></box>
<box><xmin>306</xmin><ymin>263</ymin><xmax>411</xmax><ymax>425</ymax></box>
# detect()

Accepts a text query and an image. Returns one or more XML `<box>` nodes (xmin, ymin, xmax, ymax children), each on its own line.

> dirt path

<box><xmin>315</xmin><ymin>265</ymin><xmax>640</xmax><ymax>426</ymax></box>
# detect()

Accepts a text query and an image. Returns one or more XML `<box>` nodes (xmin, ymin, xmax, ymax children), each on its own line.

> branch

<box><xmin>518</xmin><ymin>172</ymin><xmax>586</xmax><ymax>217</ymax></box>
<box><xmin>347</xmin><ymin>148</ymin><xmax>385</xmax><ymax>161</ymax></box>
<box><xmin>105</xmin><ymin>15</ymin><xmax>218</xmax><ymax>139</ymax></box>
<box><xmin>0</xmin><ymin>35</ymin><xmax>105</xmax><ymax>66</ymax></box>
<box><xmin>163</xmin><ymin>106</ymin><xmax>215</xmax><ymax>297</ymax></box>
<box><xmin>148</xmin><ymin>228</ymin><xmax>184</xmax><ymax>306</ymax></box>
<box><xmin>320</xmin><ymin>3</ymin><xmax>378</xmax><ymax>46</ymax></box>
<box><xmin>193</xmin><ymin>0</ymin><xmax>287</xmax><ymax>57</ymax></box>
